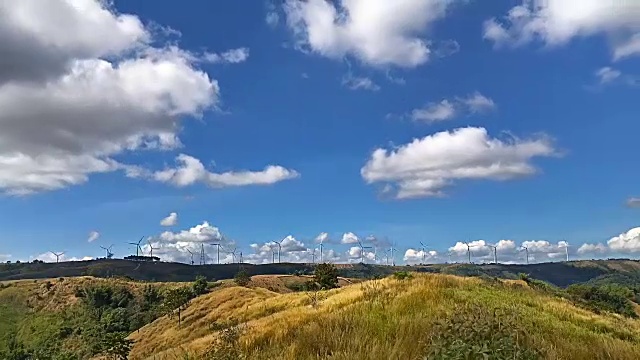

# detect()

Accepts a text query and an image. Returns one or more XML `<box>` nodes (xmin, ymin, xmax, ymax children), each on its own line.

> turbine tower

<box><xmin>147</xmin><ymin>240</ymin><xmax>159</xmax><ymax>258</ymax></box>
<box><xmin>50</xmin><ymin>251</ymin><xmax>64</xmax><ymax>263</ymax></box>
<box><xmin>186</xmin><ymin>249</ymin><xmax>195</xmax><ymax>265</ymax></box>
<box><xmin>276</xmin><ymin>238</ymin><xmax>285</xmax><ymax>263</ymax></box>
<box><xmin>100</xmin><ymin>245</ymin><xmax>114</xmax><ymax>259</ymax></box>
<box><xmin>487</xmin><ymin>243</ymin><xmax>498</xmax><ymax>264</ymax></box>
<box><xmin>228</xmin><ymin>248</ymin><xmax>238</xmax><ymax>263</ymax></box>
<box><xmin>562</xmin><ymin>241</ymin><xmax>570</xmax><ymax>262</ymax></box>
<box><xmin>419</xmin><ymin>241</ymin><xmax>427</xmax><ymax>263</ymax></box>
<box><xmin>463</xmin><ymin>242</ymin><xmax>472</xmax><ymax>263</ymax></box>
<box><xmin>210</xmin><ymin>243</ymin><xmax>221</xmax><ymax>264</ymax></box>
<box><xmin>520</xmin><ymin>246</ymin><xmax>529</xmax><ymax>265</ymax></box>
<box><xmin>357</xmin><ymin>240</ymin><xmax>372</xmax><ymax>263</ymax></box>
<box><xmin>128</xmin><ymin>237</ymin><xmax>144</xmax><ymax>257</ymax></box>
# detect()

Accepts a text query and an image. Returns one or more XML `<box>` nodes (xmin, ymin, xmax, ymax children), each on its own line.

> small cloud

<box><xmin>266</xmin><ymin>2</ymin><xmax>280</xmax><ymax>28</ymax></box>
<box><xmin>301</xmin><ymin>72</ymin><xmax>309</xmax><ymax>79</ymax></box>
<box><xmin>87</xmin><ymin>231</ymin><xmax>100</xmax><ymax>243</ymax></box>
<box><xmin>342</xmin><ymin>74</ymin><xmax>380</xmax><ymax>91</ymax></box>
<box><xmin>408</xmin><ymin>92</ymin><xmax>496</xmax><ymax>123</ymax></box>
<box><xmin>595</xmin><ymin>67</ymin><xmax>622</xmax><ymax>84</ymax></box>
<box><xmin>203</xmin><ymin>47</ymin><xmax>250</xmax><ymax>64</ymax></box>
<box><xmin>315</xmin><ymin>232</ymin><xmax>329</xmax><ymax>243</ymax></box>
<box><xmin>341</xmin><ymin>232</ymin><xmax>360</xmax><ymax>244</ymax></box>
<box><xmin>411</xmin><ymin>100</ymin><xmax>456</xmax><ymax>122</ymax></box>
<box><xmin>160</xmin><ymin>212</ymin><xmax>178</xmax><ymax>227</ymax></box>
<box><xmin>627</xmin><ymin>197</ymin><xmax>640</xmax><ymax>208</ymax></box>
<box><xmin>434</xmin><ymin>39</ymin><xmax>460</xmax><ymax>58</ymax></box>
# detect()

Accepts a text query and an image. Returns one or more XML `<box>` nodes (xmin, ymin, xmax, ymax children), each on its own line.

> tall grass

<box><xmin>129</xmin><ymin>274</ymin><xmax>640</xmax><ymax>360</ymax></box>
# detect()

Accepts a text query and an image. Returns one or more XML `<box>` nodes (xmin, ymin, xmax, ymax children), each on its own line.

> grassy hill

<box><xmin>2</xmin><ymin>258</ymin><xmax>640</xmax><ymax>288</ymax></box>
<box><xmin>128</xmin><ymin>273</ymin><xmax>640</xmax><ymax>360</ymax></box>
<box><xmin>1</xmin><ymin>268</ymin><xmax>640</xmax><ymax>359</ymax></box>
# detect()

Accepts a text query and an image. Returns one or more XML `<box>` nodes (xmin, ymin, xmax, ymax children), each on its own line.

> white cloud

<box><xmin>315</xmin><ymin>232</ymin><xmax>329</xmax><ymax>243</ymax></box>
<box><xmin>595</xmin><ymin>67</ymin><xmax>622</xmax><ymax>84</ymax></box>
<box><xmin>484</xmin><ymin>1</ymin><xmax>640</xmax><ymax>61</ymax></box>
<box><xmin>577</xmin><ymin>243</ymin><xmax>608</xmax><ymax>255</ymax></box>
<box><xmin>283</xmin><ymin>0</ymin><xmax>459</xmax><ymax>68</ymax></box>
<box><xmin>0</xmin><ymin>0</ymin><xmax>220</xmax><ymax>195</ymax></box>
<box><xmin>30</xmin><ymin>252</ymin><xmax>92</xmax><ymax>263</ymax></box>
<box><xmin>404</xmin><ymin>248</ymin><xmax>438</xmax><ymax>264</ymax></box>
<box><xmin>341</xmin><ymin>232</ymin><xmax>360</xmax><ymax>244</ymax></box>
<box><xmin>203</xmin><ymin>47</ymin><xmax>250</xmax><ymax>64</ymax></box>
<box><xmin>87</xmin><ymin>231</ymin><xmax>100</xmax><ymax>243</ymax></box>
<box><xmin>138</xmin><ymin>154</ymin><xmax>300</xmax><ymax>188</ymax></box>
<box><xmin>160</xmin><ymin>212</ymin><xmax>178</xmax><ymax>227</ymax></box>
<box><xmin>410</xmin><ymin>92</ymin><xmax>496</xmax><ymax>123</ymax></box>
<box><xmin>361</xmin><ymin>127</ymin><xmax>557</xmax><ymax>199</ymax></box>
<box><xmin>607</xmin><ymin>228</ymin><xmax>640</xmax><ymax>253</ymax></box>
<box><xmin>627</xmin><ymin>197</ymin><xmax>640</xmax><ymax>208</ymax></box>
<box><xmin>0</xmin><ymin>254</ymin><xmax>11</xmax><ymax>262</ymax></box>
<box><xmin>411</xmin><ymin>100</ymin><xmax>456</xmax><ymax>122</ymax></box>
<box><xmin>342</xmin><ymin>74</ymin><xmax>380</xmax><ymax>91</ymax></box>
<box><xmin>266</xmin><ymin>2</ymin><xmax>280</xmax><ymax>28</ymax></box>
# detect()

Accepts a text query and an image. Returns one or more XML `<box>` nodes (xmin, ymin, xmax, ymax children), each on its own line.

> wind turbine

<box><xmin>147</xmin><ymin>240</ymin><xmax>159</xmax><ymax>258</ymax></box>
<box><xmin>272</xmin><ymin>249</ymin><xmax>276</xmax><ymax>263</ymax></box>
<box><xmin>276</xmin><ymin>238</ymin><xmax>286</xmax><ymax>263</ymax></box>
<box><xmin>310</xmin><ymin>248</ymin><xmax>316</xmax><ymax>264</ymax></box>
<box><xmin>357</xmin><ymin>240</ymin><xmax>373</xmax><ymax>263</ymax></box>
<box><xmin>100</xmin><ymin>245</ymin><xmax>114</xmax><ymax>259</ymax></box>
<box><xmin>128</xmin><ymin>237</ymin><xmax>144</xmax><ymax>257</ymax></box>
<box><xmin>520</xmin><ymin>246</ymin><xmax>529</xmax><ymax>265</ymax></box>
<box><xmin>185</xmin><ymin>249</ymin><xmax>195</xmax><ymax>265</ymax></box>
<box><xmin>210</xmin><ymin>243</ymin><xmax>221</xmax><ymax>264</ymax></box>
<box><xmin>447</xmin><ymin>251</ymin><xmax>453</xmax><ymax>264</ymax></box>
<box><xmin>561</xmin><ymin>241</ymin><xmax>570</xmax><ymax>262</ymax></box>
<box><xmin>50</xmin><ymin>251</ymin><xmax>64</xmax><ymax>263</ymax></box>
<box><xmin>239</xmin><ymin>251</ymin><xmax>243</xmax><ymax>263</ymax></box>
<box><xmin>228</xmin><ymin>248</ymin><xmax>238</xmax><ymax>263</ymax></box>
<box><xmin>419</xmin><ymin>241</ymin><xmax>428</xmax><ymax>263</ymax></box>
<box><xmin>486</xmin><ymin>243</ymin><xmax>498</xmax><ymax>264</ymax></box>
<box><xmin>389</xmin><ymin>243</ymin><xmax>397</xmax><ymax>266</ymax></box>
<box><xmin>463</xmin><ymin>242</ymin><xmax>473</xmax><ymax>263</ymax></box>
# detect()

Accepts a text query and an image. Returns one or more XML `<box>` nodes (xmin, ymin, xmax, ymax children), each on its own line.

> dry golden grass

<box><xmin>127</xmin><ymin>274</ymin><xmax>640</xmax><ymax>360</ymax></box>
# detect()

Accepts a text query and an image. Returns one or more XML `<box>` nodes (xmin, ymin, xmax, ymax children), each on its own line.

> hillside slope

<box><xmin>3</xmin><ymin>258</ymin><xmax>640</xmax><ymax>288</ymax></box>
<box><xmin>129</xmin><ymin>273</ymin><xmax>640</xmax><ymax>360</ymax></box>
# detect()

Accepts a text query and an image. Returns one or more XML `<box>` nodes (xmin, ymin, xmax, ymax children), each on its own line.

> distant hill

<box><xmin>2</xmin><ymin>258</ymin><xmax>639</xmax><ymax>287</ymax></box>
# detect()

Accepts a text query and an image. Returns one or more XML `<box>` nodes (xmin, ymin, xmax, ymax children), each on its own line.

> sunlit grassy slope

<box><xmin>129</xmin><ymin>274</ymin><xmax>640</xmax><ymax>360</ymax></box>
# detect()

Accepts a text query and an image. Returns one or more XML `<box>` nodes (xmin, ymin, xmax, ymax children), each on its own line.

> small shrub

<box><xmin>234</xmin><ymin>269</ymin><xmax>251</xmax><ymax>287</ymax></box>
<box><xmin>192</xmin><ymin>275</ymin><xmax>209</xmax><ymax>296</ymax></box>
<box><xmin>393</xmin><ymin>271</ymin><xmax>413</xmax><ymax>280</ymax></box>
<box><xmin>204</xmin><ymin>324</ymin><xmax>246</xmax><ymax>360</ymax></box>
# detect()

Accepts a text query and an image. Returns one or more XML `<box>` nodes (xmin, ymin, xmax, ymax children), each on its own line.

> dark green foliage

<box><xmin>100</xmin><ymin>332</ymin><xmax>133</xmax><ymax>360</ymax></box>
<box><xmin>203</xmin><ymin>324</ymin><xmax>245</xmax><ymax>360</ymax></box>
<box><xmin>393</xmin><ymin>271</ymin><xmax>413</xmax><ymax>280</ymax></box>
<box><xmin>313</xmin><ymin>263</ymin><xmax>339</xmax><ymax>290</ymax></box>
<box><xmin>163</xmin><ymin>286</ymin><xmax>193</xmax><ymax>325</ymax></box>
<box><xmin>192</xmin><ymin>275</ymin><xmax>209</xmax><ymax>296</ymax></box>
<box><xmin>425</xmin><ymin>304</ymin><xmax>542</xmax><ymax>359</ymax></box>
<box><xmin>567</xmin><ymin>284</ymin><xmax>638</xmax><ymax>318</ymax></box>
<box><xmin>234</xmin><ymin>268</ymin><xmax>251</xmax><ymax>287</ymax></box>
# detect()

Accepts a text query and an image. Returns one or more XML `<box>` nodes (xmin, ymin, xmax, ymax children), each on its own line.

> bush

<box><xmin>192</xmin><ymin>275</ymin><xmax>209</xmax><ymax>296</ymax></box>
<box><xmin>234</xmin><ymin>269</ymin><xmax>250</xmax><ymax>287</ymax></box>
<box><xmin>567</xmin><ymin>284</ymin><xmax>638</xmax><ymax>318</ymax></box>
<box><xmin>393</xmin><ymin>271</ymin><xmax>413</xmax><ymax>280</ymax></box>
<box><xmin>313</xmin><ymin>263</ymin><xmax>338</xmax><ymax>290</ymax></box>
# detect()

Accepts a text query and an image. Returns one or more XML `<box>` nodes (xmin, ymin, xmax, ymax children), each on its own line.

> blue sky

<box><xmin>1</xmin><ymin>0</ymin><xmax>639</xmax><ymax>264</ymax></box>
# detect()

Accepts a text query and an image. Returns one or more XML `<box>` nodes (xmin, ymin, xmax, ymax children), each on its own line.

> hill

<box><xmin>2</xmin><ymin>258</ymin><xmax>640</xmax><ymax>288</ymax></box>
<box><xmin>128</xmin><ymin>273</ymin><xmax>640</xmax><ymax>360</ymax></box>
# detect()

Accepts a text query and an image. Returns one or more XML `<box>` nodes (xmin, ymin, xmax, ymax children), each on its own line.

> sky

<box><xmin>1</xmin><ymin>0</ymin><xmax>640</xmax><ymax>266</ymax></box>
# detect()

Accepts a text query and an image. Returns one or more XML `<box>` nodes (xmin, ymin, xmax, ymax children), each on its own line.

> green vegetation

<box><xmin>312</xmin><ymin>263</ymin><xmax>339</xmax><ymax>290</ymax></box>
<box><xmin>234</xmin><ymin>268</ymin><xmax>251</xmax><ymax>287</ymax></box>
<box><xmin>0</xmin><ymin>277</ymin><xmax>208</xmax><ymax>359</ymax></box>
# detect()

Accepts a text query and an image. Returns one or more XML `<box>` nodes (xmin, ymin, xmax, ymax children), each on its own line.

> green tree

<box><xmin>192</xmin><ymin>275</ymin><xmax>209</xmax><ymax>296</ymax></box>
<box><xmin>234</xmin><ymin>268</ymin><xmax>251</xmax><ymax>287</ymax></box>
<box><xmin>313</xmin><ymin>263</ymin><xmax>339</xmax><ymax>290</ymax></box>
<box><xmin>163</xmin><ymin>287</ymin><xmax>193</xmax><ymax>325</ymax></box>
<box><xmin>101</xmin><ymin>332</ymin><xmax>133</xmax><ymax>360</ymax></box>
